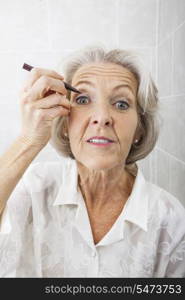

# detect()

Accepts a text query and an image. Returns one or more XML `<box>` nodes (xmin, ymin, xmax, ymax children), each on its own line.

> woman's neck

<box><xmin>77</xmin><ymin>161</ymin><xmax>135</xmax><ymax>211</ymax></box>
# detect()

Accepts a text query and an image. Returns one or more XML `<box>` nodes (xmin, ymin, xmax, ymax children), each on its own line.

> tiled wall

<box><xmin>153</xmin><ymin>0</ymin><xmax>185</xmax><ymax>206</ymax></box>
<box><xmin>138</xmin><ymin>0</ymin><xmax>185</xmax><ymax>206</ymax></box>
<box><xmin>0</xmin><ymin>0</ymin><xmax>184</xmax><ymax>205</ymax></box>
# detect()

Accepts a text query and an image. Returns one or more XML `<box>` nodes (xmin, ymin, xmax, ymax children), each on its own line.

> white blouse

<box><xmin>0</xmin><ymin>157</ymin><xmax>185</xmax><ymax>278</ymax></box>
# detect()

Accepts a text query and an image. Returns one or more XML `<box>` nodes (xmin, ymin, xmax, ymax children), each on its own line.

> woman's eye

<box><xmin>115</xmin><ymin>100</ymin><xmax>129</xmax><ymax>110</ymax></box>
<box><xmin>75</xmin><ymin>96</ymin><xmax>89</xmax><ymax>105</ymax></box>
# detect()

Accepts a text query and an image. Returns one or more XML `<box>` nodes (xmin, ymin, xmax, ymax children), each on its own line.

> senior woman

<box><xmin>0</xmin><ymin>47</ymin><xmax>185</xmax><ymax>278</ymax></box>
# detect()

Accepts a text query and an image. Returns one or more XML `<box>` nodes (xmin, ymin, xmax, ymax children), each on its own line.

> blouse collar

<box><xmin>53</xmin><ymin>158</ymin><xmax>148</xmax><ymax>233</ymax></box>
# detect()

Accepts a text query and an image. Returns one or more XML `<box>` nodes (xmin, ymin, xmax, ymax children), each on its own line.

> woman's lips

<box><xmin>86</xmin><ymin>136</ymin><xmax>115</xmax><ymax>147</ymax></box>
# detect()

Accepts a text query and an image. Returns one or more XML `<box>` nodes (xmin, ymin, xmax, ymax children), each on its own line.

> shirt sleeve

<box><xmin>0</xmin><ymin>176</ymin><xmax>33</xmax><ymax>277</ymax></box>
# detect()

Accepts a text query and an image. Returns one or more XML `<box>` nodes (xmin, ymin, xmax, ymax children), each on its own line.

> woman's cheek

<box><xmin>69</xmin><ymin>105</ymin><xmax>89</xmax><ymax>118</ymax></box>
<box><xmin>119</xmin><ymin>113</ymin><xmax>138</xmax><ymax>144</ymax></box>
<box><xmin>68</xmin><ymin>105</ymin><xmax>91</xmax><ymax>130</ymax></box>
<box><xmin>68</xmin><ymin>108</ymin><xmax>87</xmax><ymax>139</ymax></box>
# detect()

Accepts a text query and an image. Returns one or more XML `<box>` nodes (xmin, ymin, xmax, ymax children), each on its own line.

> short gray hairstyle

<box><xmin>50</xmin><ymin>46</ymin><xmax>160</xmax><ymax>172</ymax></box>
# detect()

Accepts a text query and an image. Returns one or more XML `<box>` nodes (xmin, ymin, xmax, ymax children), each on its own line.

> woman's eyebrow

<box><xmin>112</xmin><ymin>84</ymin><xmax>135</xmax><ymax>95</ymax></box>
<box><xmin>74</xmin><ymin>80</ymin><xmax>94</xmax><ymax>88</ymax></box>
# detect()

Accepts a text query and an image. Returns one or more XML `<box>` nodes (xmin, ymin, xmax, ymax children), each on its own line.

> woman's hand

<box><xmin>19</xmin><ymin>67</ymin><xmax>70</xmax><ymax>148</ymax></box>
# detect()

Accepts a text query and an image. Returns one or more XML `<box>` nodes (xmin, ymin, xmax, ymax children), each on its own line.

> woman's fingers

<box><xmin>40</xmin><ymin>106</ymin><xmax>70</xmax><ymax>121</ymax></box>
<box><xmin>23</xmin><ymin>67</ymin><xmax>64</xmax><ymax>92</ymax></box>
<box><xmin>18</xmin><ymin>67</ymin><xmax>70</xmax><ymax>148</ymax></box>
<box><xmin>33</xmin><ymin>93</ymin><xmax>71</xmax><ymax>110</ymax></box>
<box><xmin>22</xmin><ymin>76</ymin><xmax>67</xmax><ymax>102</ymax></box>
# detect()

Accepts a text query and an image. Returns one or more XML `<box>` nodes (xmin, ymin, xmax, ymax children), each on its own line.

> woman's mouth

<box><xmin>86</xmin><ymin>136</ymin><xmax>115</xmax><ymax>147</ymax></box>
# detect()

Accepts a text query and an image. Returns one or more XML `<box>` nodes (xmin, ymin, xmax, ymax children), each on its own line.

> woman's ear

<box><xmin>62</xmin><ymin>117</ymin><xmax>69</xmax><ymax>137</ymax></box>
<box><xmin>133</xmin><ymin>126</ymin><xmax>141</xmax><ymax>144</ymax></box>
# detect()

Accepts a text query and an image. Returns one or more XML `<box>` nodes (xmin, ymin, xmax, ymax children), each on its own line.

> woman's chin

<box><xmin>81</xmin><ymin>157</ymin><xmax>121</xmax><ymax>171</ymax></box>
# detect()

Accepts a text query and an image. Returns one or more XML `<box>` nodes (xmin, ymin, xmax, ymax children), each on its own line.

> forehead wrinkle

<box><xmin>74</xmin><ymin>75</ymin><xmax>137</xmax><ymax>96</ymax></box>
<box><xmin>74</xmin><ymin>68</ymin><xmax>137</xmax><ymax>83</ymax></box>
<box><xmin>74</xmin><ymin>63</ymin><xmax>136</xmax><ymax>78</ymax></box>
<box><xmin>72</xmin><ymin>64</ymin><xmax>138</xmax><ymax>95</ymax></box>
<box><xmin>74</xmin><ymin>73</ymin><xmax>136</xmax><ymax>86</ymax></box>
<box><xmin>76</xmin><ymin>70</ymin><xmax>135</xmax><ymax>78</ymax></box>
<box><xmin>78</xmin><ymin>64</ymin><xmax>132</xmax><ymax>74</ymax></box>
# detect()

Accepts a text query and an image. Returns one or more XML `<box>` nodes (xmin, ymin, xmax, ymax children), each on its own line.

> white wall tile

<box><xmin>0</xmin><ymin>96</ymin><xmax>21</xmax><ymax>155</ymax></box>
<box><xmin>169</xmin><ymin>155</ymin><xmax>185</xmax><ymax>207</ymax></box>
<box><xmin>158</xmin><ymin>0</ymin><xmax>185</xmax><ymax>44</ymax></box>
<box><xmin>155</xmin><ymin>147</ymin><xmax>185</xmax><ymax>207</ymax></box>
<box><xmin>155</xmin><ymin>147</ymin><xmax>171</xmax><ymax>192</ymax></box>
<box><xmin>130</xmin><ymin>47</ymin><xmax>156</xmax><ymax>79</ymax></box>
<box><xmin>156</xmin><ymin>0</ymin><xmax>185</xmax><ymax>204</ymax></box>
<box><xmin>0</xmin><ymin>0</ymin><xmax>48</xmax><ymax>51</ymax></box>
<box><xmin>138</xmin><ymin>148</ymin><xmax>157</xmax><ymax>184</ymax></box>
<box><xmin>173</xmin><ymin>22</ymin><xmax>185</xmax><ymax>95</ymax></box>
<box><xmin>48</xmin><ymin>0</ymin><xmax>118</xmax><ymax>50</ymax></box>
<box><xmin>0</xmin><ymin>53</ymin><xmax>21</xmax><ymax>96</ymax></box>
<box><xmin>151</xmin><ymin>47</ymin><xmax>158</xmax><ymax>82</ymax></box>
<box><xmin>119</xmin><ymin>0</ymin><xmax>157</xmax><ymax>47</ymax></box>
<box><xmin>157</xmin><ymin>37</ymin><xmax>172</xmax><ymax>97</ymax></box>
<box><xmin>157</xmin><ymin>96</ymin><xmax>185</xmax><ymax>163</ymax></box>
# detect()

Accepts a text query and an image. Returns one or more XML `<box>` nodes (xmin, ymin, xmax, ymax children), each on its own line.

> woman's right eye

<box><xmin>75</xmin><ymin>95</ymin><xmax>90</xmax><ymax>105</ymax></box>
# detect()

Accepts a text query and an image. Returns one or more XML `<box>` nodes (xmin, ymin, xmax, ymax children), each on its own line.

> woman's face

<box><xmin>67</xmin><ymin>62</ymin><xmax>139</xmax><ymax>170</ymax></box>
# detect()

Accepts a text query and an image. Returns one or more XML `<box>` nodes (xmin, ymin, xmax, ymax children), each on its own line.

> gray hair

<box><xmin>50</xmin><ymin>46</ymin><xmax>160</xmax><ymax>173</ymax></box>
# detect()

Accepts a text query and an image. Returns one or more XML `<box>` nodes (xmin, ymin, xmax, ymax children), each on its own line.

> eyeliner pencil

<box><xmin>22</xmin><ymin>63</ymin><xmax>81</xmax><ymax>94</ymax></box>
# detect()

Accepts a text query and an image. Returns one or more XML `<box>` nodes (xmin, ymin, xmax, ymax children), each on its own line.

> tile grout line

<box><xmin>156</xmin><ymin>146</ymin><xmax>185</xmax><ymax>166</ymax></box>
<box><xmin>169</xmin><ymin>153</ymin><xmax>172</xmax><ymax>196</ymax></box>
<box><xmin>155</xmin><ymin>0</ymin><xmax>159</xmax><ymax>84</ymax></box>
<box><xmin>159</xmin><ymin>93</ymin><xmax>185</xmax><ymax>99</ymax></box>
<box><xmin>171</xmin><ymin>31</ymin><xmax>174</xmax><ymax>96</ymax></box>
<box><xmin>157</xmin><ymin>19</ymin><xmax>185</xmax><ymax>48</ymax></box>
<box><xmin>115</xmin><ymin>0</ymin><xmax>120</xmax><ymax>48</ymax></box>
<box><xmin>173</xmin><ymin>18</ymin><xmax>185</xmax><ymax>34</ymax></box>
<box><xmin>46</xmin><ymin>0</ymin><xmax>52</xmax><ymax>51</ymax></box>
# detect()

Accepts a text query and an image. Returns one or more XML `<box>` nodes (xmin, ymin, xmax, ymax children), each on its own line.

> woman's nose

<box><xmin>90</xmin><ymin>106</ymin><xmax>113</xmax><ymax>127</ymax></box>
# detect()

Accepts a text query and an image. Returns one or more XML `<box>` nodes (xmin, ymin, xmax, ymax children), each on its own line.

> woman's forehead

<box><xmin>72</xmin><ymin>63</ymin><xmax>138</xmax><ymax>87</ymax></box>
